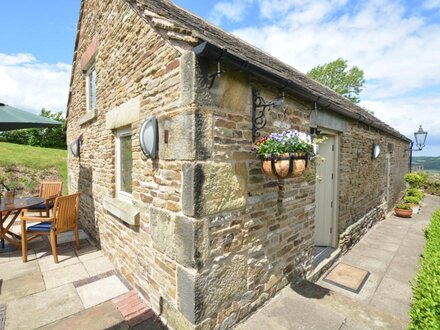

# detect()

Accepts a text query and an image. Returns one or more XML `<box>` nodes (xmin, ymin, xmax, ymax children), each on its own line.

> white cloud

<box><xmin>362</xmin><ymin>95</ymin><xmax>440</xmax><ymax>138</ymax></box>
<box><xmin>424</xmin><ymin>0</ymin><xmax>440</xmax><ymax>10</ymax></box>
<box><xmin>209</xmin><ymin>0</ymin><xmax>440</xmax><ymax>154</ymax></box>
<box><xmin>209</xmin><ymin>0</ymin><xmax>254</xmax><ymax>25</ymax></box>
<box><xmin>0</xmin><ymin>53</ymin><xmax>71</xmax><ymax>115</ymax></box>
<box><xmin>232</xmin><ymin>0</ymin><xmax>440</xmax><ymax>99</ymax></box>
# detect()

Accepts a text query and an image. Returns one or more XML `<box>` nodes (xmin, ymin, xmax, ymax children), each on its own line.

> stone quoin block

<box><xmin>158</xmin><ymin>110</ymin><xmax>212</xmax><ymax>161</ymax></box>
<box><xmin>182</xmin><ymin>162</ymin><xmax>248</xmax><ymax>217</ymax></box>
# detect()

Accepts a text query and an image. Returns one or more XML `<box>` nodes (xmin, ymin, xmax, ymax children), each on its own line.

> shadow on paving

<box><xmin>290</xmin><ymin>280</ymin><xmax>331</xmax><ymax>300</ymax></box>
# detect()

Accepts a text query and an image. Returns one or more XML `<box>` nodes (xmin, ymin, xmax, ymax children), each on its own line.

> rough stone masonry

<box><xmin>66</xmin><ymin>0</ymin><xmax>410</xmax><ymax>329</ymax></box>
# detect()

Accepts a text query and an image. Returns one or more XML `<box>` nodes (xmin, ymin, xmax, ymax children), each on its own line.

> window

<box><xmin>85</xmin><ymin>65</ymin><xmax>96</xmax><ymax>112</ymax></box>
<box><xmin>115</xmin><ymin>128</ymin><xmax>133</xmax><ymax>200</ymax></box>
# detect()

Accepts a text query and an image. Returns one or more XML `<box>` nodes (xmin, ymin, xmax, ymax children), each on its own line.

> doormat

<box><xmin>323</xmin><ymin>263</ymin><xmax>370</xmax><ymax>294</ymax></box>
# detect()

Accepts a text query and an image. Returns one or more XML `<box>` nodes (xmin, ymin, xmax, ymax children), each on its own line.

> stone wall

<box><xmin>67</xmin><ymin>1</ymin><xmax>409</xmax><ymax>329</ymax></box>
<box><xmin>67</xmin><ymin>0</ymin><xmax>193</xmax><ymax>325</ymax></box>
<box><xmin>337</xmin><ymin>120</ymin><xmax>408</xmax><ymax>242</ymax></box>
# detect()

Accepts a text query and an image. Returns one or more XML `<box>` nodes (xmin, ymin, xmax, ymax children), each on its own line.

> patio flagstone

<box><xmin>76</xmin><ymin>275</ymin><xmax>129</xmax><ymax>308</ymax></box>
<box><xmin>0</xmin><ymin>271</ymin><xmax>45</xmax><ymax>304</ymax></box>
<box><xmin>0</xmin><ymin>259</ymin><xmax>39</xmax><ymax>282</ymax></box>
<box><xmin>5</xmin><ymin>283</ymin><xmax>84</xmax><ymax>330</ymax></box>
<box><xmin>82</xmin><ymin>255</ymin><xmax>115</xmax><ymax>276</ymax></box>
<box><xmin>0</xmin><ymin>224</ymin><xmax>159</xmax><ymax>329</ymax></box>
<box><xmin>38</xmin><ymin>249</ymin><xmax>80</xmax><ymax>273</ymax></box>
<box><xmin>238</xmin><ymin>194</ymin><xmax>440</xmax><ymax>329</ymax></box>
<box><xmin>42</xmin><ymin>262</ymin><xmax>89</xmax><ymax>290</ymax></box>
<box><xmin>39</xmin><ymin>301</ymin><xmax>128</xmax><ymax>330</ymax></box>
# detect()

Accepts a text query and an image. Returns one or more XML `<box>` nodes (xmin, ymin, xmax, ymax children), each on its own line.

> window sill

<box><xmin>103</xmin><ymin>196</ymin><xmax>140</xmax><ymax>226</ymax></box>
<box><xmin>79</xmin><ymin>109</ymin><xmax>97</xmax><ymax>126</ymax></box>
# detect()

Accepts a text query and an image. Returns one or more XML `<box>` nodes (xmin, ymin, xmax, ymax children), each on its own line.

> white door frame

<box><xmin>317</xmin><ymin>129</ymin><xmax>340</xmax><ymax>248</ymax></box>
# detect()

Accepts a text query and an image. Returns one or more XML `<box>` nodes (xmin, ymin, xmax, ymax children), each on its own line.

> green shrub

<box><xmin>407</xmin><ymin>188</ymin><xmax>424</xmax><ymax>200</ymax></box>
<box><xmin>404</xmin><ymin>196</ymin><xmax>421</xmax><ymax>205</ymax></box>
<box><xmin>409</xmin><ymin>209</ymin><xmax>440</xmax><ymax>329</ymax></box>
<box><xmin>422</xmin><ymin>175</ymin><xmax>440</xmax><ymax>197</ymax></box>
<box><xmin>414</xmin><ymin>171</ymin><xmax>428</xmax><ymax>184</ymax></box>
<box><xmin>395</xmin><ymin>203</ymin><xmax>412</xmax><ymax>210</ymax></box>
<box><xmin>405</xmin><ymin>173</ymin><xmax>424</xmax><ymax>188</ymax></box>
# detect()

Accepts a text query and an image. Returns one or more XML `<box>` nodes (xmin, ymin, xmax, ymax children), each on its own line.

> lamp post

<box><xmin>409</xmin><ymin>125</ymin><xmax>428</xmax><ymax>172</ymax></box>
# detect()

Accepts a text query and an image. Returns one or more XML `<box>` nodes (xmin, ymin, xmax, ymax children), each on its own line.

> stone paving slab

<box><xmin>76</xmin><ymin>275</ymin><xmax>129</xmax><ymax>308</ymax></box>
<box><xmin>0</xmin><ymin>271</ymin><xmax>45</xmax><ymax>304</ymax></box>
<box><xmin>38</xmin><ymin>249</ymin><xmax>80</xmax><ymax>273</ymax></box>
<box><xmin>43</xmin><ymin>262</ymin><xmax>89</xmax><ymax>290</ymax></box>
<box><xmin>55</xmin><ymin>230</ymin><xmax>89</xmax><ymax>245</ymax></box>
<box><xmin>0</xmin><ymin>221</ymin><xmax>160</xmax><ymax>329</ymax></box>
<box><xmin>238</xmin><ymin>195</ymin><xmax>440</xmax><ymax>329</ymax></box>
<box><xmin>82</xmin><ymin>255</ymin><xmax>115</xmax><ymax>276</ymax></box>
<box><xmin>0</xmin><ymin>259</ymin><xmax>39</xmax><ymax>282</ymax></box>
<box><xmin>39</xmin><ymin>301</ymin><xmax>129</xmax><ymax>330</ymax></box>
<box><xmin>237</xmin><ymin>281</ymin><xmax>406</xmax><ymax>330</ymax></box>
<box><xmin>5</xmin><ymin>283</ymin><xmax>84</xmax><ymax>330</ymax></box>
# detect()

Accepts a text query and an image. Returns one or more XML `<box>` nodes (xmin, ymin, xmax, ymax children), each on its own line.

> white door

<box><xmin>315</xmin><ymin>135</ymin><xmax>336</xmax><ymax>247</ymax></box>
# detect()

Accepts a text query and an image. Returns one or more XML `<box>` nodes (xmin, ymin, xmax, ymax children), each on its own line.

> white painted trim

<box><xmin>115</xmin><ymin>127</ymin><xmax>133</xmax><ymax>202</ymax></box>
<box><xmin>85</xmin><ymin>64</ymin><xmax>96</xmax><ymax>113</ymax></box>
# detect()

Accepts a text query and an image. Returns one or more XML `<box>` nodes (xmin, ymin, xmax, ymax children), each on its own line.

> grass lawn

<box><xmin>0</xmin><ymin>142</ymin><xmax>67</xmax><ymax>193</ymax></box>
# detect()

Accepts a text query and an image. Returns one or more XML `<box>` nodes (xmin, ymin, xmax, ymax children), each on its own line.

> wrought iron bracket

<box><xmin>252</xmin><ymin>88</ymin><xmax>286</xmax><ymax>142</ymax></box>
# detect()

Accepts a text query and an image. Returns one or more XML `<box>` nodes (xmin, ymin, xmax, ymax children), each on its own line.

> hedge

<box><xmin>409</xmin><ymin>209</ymin><xmax>440</xmax><ymax>329</ymax></box>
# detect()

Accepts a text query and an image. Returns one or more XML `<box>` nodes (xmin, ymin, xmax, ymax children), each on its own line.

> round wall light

<box><xmin>140</xmin><ymin>116</ymin><xmax>158</xmax><ymax>158</ymax></box>
<box><xmin>372</xmin><ymin>143</ymin><xmax>381</xmax><ymax>160</ymax></box>
<box><xmin>70</xmin><ymin>139</ymin><xmax>81</xmax><ymax>157</ymax></box>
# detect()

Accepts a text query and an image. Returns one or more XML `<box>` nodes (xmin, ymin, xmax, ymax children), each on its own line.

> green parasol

<box><xmin>0</xmin><ymin>103</ymin><xmax>62</xmax><ymax>131</ymax></box>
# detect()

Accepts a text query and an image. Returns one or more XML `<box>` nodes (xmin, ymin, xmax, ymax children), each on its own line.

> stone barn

<box><xmin>66</xmin><ymin>0</ymin><xmax>411</xmax><ymax>328</ymax></box>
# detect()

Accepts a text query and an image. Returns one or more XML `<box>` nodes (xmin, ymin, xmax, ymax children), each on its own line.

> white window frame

<box><xmin>115</xmin><ymin>127</ymin><xmax>133</xmax><ymax>201</ymax></box>
<box><xmin>85</xmin><ymin>64</ymin><xmax>96</xmax><ymax>113</ymax></box>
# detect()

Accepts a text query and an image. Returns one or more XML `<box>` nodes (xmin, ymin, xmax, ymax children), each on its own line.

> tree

<box><xmin>0</xmin><ymin>109</ymin><xmax>66</xmax><ymax>149</ymax></box>
<box><xmin>307</xmin><ymin>58</ymin><xmax>365</xmax><ymax>104</ymax></box>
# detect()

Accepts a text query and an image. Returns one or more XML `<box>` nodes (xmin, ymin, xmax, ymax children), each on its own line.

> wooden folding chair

<box><xmin>21</xmin><ymin>193</ymin><xmax>81</xmax><ymax>263</ymax></box>
<box><xmin>25</xmin><ymin>182</ymin><xmax>63</xmax><ymax>217</ymax></box>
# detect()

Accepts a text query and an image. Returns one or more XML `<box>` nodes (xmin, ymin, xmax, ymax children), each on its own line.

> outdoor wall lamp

<box><xmin>408</xmin><ymin>125</ymin><xmax>428</xmax><ymax>172</ymax></box>
<box><xmin>70</xmin><ymin>135</ymin><xmax>83</xmax><ymax>158</ymax></box>
<box><xmin>140</xmin><ymin>116</ymin><xmax>158</xmax><ymax>158</ymax></box>
<box><xmin>252</xmin><ymin>87</ymin><xmax>287</xmax><ymax>142</ymax></box>
<box><xmin>372</xmin><ymin>143</ymin><xmax>381</xmax><ymax>160</ymax></box>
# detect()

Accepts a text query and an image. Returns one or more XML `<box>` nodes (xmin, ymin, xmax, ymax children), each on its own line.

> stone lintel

<box><xmin>103</xmin><ymin>197</ymin><xmax>140</xmax><ymax>226</ymax></box>
<box><xmin>105</xmin><ymin>96</ymin><xmax>141</xmax><ymax>130</ymax></box>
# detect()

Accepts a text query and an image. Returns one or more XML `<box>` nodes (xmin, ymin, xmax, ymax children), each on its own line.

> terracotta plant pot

<box><xmin>261</xmin><ymin>153</ymin><xmax>307</xmax><ymax>179</ymax></box>
<box><xmin>394</xmin><ymin>207</ymin><xmax>413</xmax><ymax>218</ymax></box>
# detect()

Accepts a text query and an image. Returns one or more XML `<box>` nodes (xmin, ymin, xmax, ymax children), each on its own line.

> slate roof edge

<box><xmin>127</xmin><ymin>0</ymin><xmax>411</xmax><ymax>143</ymax></box>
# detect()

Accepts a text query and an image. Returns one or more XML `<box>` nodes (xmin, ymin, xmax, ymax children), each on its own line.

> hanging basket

<box><xmin>261</xmin><ymin>153</ymin><xmax>308</xmax><ymax>179</ymax></box>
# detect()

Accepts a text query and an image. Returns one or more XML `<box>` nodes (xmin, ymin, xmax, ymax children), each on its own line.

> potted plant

<box><xmin>254</xmin><ymin>130</ymin><xmax>320</xmax><ymax>179</ymax></box>
<box><xmin>406</xmin><ymin>188</ymin><xmax>423</xmax><ymax>200</ymax></box>
<box><xmin>404</xmin><ymin>196</ymin><xmax>421</xmax><ymax>214</ymax></box>
<box><xmin>394</xmin><ymin>203</ymin><xmax>413</xmax><ymax>218</ymax></box>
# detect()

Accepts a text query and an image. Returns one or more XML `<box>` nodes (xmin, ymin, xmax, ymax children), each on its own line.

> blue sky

<box><xmin>1</xmin><ymin>0</ymin><xmax>439</xmax><ymax>156</ymax></box>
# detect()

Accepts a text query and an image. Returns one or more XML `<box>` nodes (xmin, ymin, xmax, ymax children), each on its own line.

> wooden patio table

<box><xmin>0</xmin><ymin>197</ymin><xmax>44</xmax><ymax>253</ymax></box>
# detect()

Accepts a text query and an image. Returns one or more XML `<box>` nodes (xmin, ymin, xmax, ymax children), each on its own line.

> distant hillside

<box><xmin>413</xmin><ymin>157</ymin><xmax>440</xmax><ymax>172</ymax></box>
